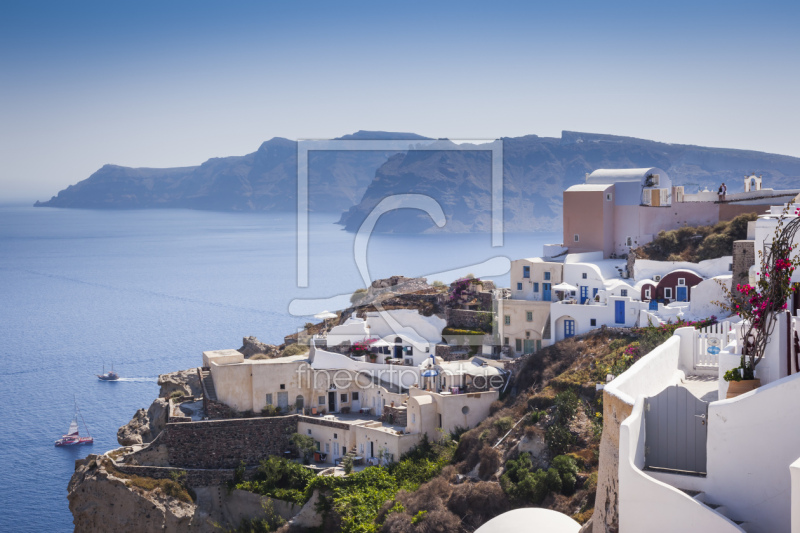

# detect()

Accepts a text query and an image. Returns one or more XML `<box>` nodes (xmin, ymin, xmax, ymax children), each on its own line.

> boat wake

<box><xmin>113</xmin><ymin>377</ymin><xmax>158</xmax><ymax>383</ymax></box>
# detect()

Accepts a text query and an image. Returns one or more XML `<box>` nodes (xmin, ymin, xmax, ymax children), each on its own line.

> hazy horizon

<box><xmin>2</xmin><ymin>0</ymin><xmax>799</xmax><ymax>201</ymax></box>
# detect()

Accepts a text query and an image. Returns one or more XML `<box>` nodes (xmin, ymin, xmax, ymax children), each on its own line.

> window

<box><xmin>515</xmin><ymin>339</ymin><xmax>522</xmax><ymax>352</ymax></box>
<box><xmin>544</xmin><ymin>272</ymin><xmax>551</xmax><ymax>281</ymax></box>
<box><xmin>582</xmin><ymin>273</ymin><xmax>587</xmax><ymax>279</ymax></box>
<box><xmin>590</xmin><ymin>319</ymin><xmax>596</xmax><ymax>326</ymax></box>
<box><xmin>351</xmin><ymin>392</ymin><xmax>359</xmax><ymax>401</ymax></box>
<box><xmin>606</xmin><ymin>193</ymin><xmax>612</xmax><ymax>201</ymax></box>
<box><xmin>729</xmin><ymin>263</ymin><xmax>733</xmax><ymax>271</ymax></box>
<box><xmin>526</xmin><ymin>311</ymin><xmax>533</xmax><ymax>322</ymax></box>
<box><xmin>533</xmin><ymin>282</ymin><xmax>539</xmax><ymax>292</ymax></box>
<box><xmin>574</xmin><ymin>234</ymin><xmax>580</xmax><ymax>242</ymax></box>
<box><xmin>438</xmin><ymin>414</ymin><xmax>442</xmax><ymax>428</ymax></box>
<box><xmin>266</xmin><ymin>394</ymin><xmax>273</xmax><ymax>405</ymax></box>
<box><xmin>308</xmin><ymin>429</ymin><xmax>312</xmax><ymax>435</ymax></box>
<box><xmin>504</xmin><ymin>315</ymin><xmax>511</xmax><ymax>325</ymax></box>
<box><xmin>462</xmin><ymin>406</ymin><xmax>470</xmax><ymax>414</ymax></box>
<box><xmin>523</xmin><ymin>266</ymin><xmax>530</xmax><ymax>278</ymax></box>
<box><xmin>318</xmin><ymin>396</ymin><xmax>325</xmax><ymax>405</ymax></box>
<box><xmin>334</xmin><ymin>433</ymin><xmax>338</xmax><ymax>439</ymax></box>
<box><xmin>621</xmin><ymin>289</ymin><xmax>628</xmax><ymax>297</ymax></box>
<box><xmin>664</xmin><ymin>287</ymin><xmax>673</xmax><ymax>299</ymax></box>
<box><xmin>325</xmin><ymin>443</ymin><xmax>330</xmax><ymax>453</ymax></box>
<box><xmin>503</xmin><ymin>337</ymin><xmax>509</xmax><ymax>345</ymax></box>
<box><xmin>626</xmin><ymin>236</ymin><xmax>633</xmax><ymax>247</ymax></box>
<box><xmin>404</xmin><ymin>346</ymin><xmax>413</xmax><ymax>355</ymax></box>
<box><xmin>645</xmin><ymin>288</ymin><xmax>651</xmax><ymax>299</ymax></box>
<box><xmin>678</xmin><ymin>278</ymin><xmax>686</xmax><ymax>286</ymax></box>
<box><xmin>525</xmin><ymin>331</ymin><xmax>531</xmax><ymax>338</ymax></box>
<box><xmin>280</xmin><ymin>384</ymin><xmax>285</xmax><ymax>390</ymax></box>
<box><xmin>341</xmin><ymin>393</ymin><xmax>348</xmax><ymax>403</ymax></box>
<box><xmin>517</xmin><ymin>282</ymin><xmax>522</xmax><ymax>290</ymax></box>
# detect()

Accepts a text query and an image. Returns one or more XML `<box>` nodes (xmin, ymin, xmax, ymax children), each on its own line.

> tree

<box><xmin>290</xmin><ymin>433</ymin><xmax>316</xmax><ymax>464</ymax></box>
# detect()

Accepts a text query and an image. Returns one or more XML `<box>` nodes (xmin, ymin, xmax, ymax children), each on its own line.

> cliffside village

<box><xmin>82</xmin><ymin>169</ymin><xmax>800</xmax><ymax>533</ymax></box>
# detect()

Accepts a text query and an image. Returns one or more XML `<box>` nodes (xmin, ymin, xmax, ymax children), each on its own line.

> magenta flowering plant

<box><xmin>449</xmin><ymin>277</ymin><xmax>480</xmax><ymax>302</ymax></box>
<box><xmin>351</xmin><ymin>337</ymin><xmax>379</xmax><ymax>357</ymax></box>
<box><xmin>718</xmin><ymin>204</ymin><xmax>800</xmax><ymax>376</ymax></box>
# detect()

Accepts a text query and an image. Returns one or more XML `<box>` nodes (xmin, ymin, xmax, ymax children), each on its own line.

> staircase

<box><xmin>199</xmin><ymin>368</ymin><xmax>217</xmax><ymax>401</ymax></box>
<box><xmin>679</xmin><ymin>489</ymin><xmax>751</xmax><ymax>532</ymax></box>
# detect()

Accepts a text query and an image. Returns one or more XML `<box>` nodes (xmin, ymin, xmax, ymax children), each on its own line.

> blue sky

<box><xmin>1</xmin><ymin>0</ymin><xmax>798</xmax><ymax>200</ymax></box>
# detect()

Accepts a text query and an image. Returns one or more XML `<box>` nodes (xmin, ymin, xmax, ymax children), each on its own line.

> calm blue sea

<box><xmin>0</xmin><ymin>206</ymin><xmax>557</xmax><ymax>531</ymax></box>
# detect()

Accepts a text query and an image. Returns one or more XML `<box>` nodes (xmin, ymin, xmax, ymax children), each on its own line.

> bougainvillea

<box><xmin>718</xmin><ymin>204</ymin><xmax>800</xmax><ymax>377</ymax></box>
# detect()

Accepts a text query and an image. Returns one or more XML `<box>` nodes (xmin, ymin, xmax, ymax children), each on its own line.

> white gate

<box><xmin>695</xmin><ymin>321</ymin><xmax>734</xmax><ymax>369</ymax></box>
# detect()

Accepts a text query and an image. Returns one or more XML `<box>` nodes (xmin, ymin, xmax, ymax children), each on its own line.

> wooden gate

<box><xmin>644</xmin><ymin>385</ymin><xmax>708</xmax><ymax>475</ymax></box>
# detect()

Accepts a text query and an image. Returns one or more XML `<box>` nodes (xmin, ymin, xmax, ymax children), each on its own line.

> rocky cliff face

<box><xmin>117</xmin><ymin>398</ymin><xmax>169</xmax><ymax>446</ymax></box>
<box><xmin>68</xmin><ymin>456</ymin><xmax>209</xmax><ymax>532</ymax></box>
<box><xmin>158</xmin><ymin>369</ymin><xmax>202</xmax><ymax>398</ymax></box>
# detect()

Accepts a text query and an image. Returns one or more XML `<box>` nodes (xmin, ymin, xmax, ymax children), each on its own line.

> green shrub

<box><xmin>350</xmin><ymin>288</ymin><xmax>368</xmax><ymax>305</ymax></box>
<box><xmin>261</xmin><ymin>404</ymin><xmax>281</xmax><ymax>417</ymax></box>
<box><xmin>544</xmin><ymin>467</ymin><xmax>562</xmax><ymax>493</ymax></box>
<box><xmin>493</xmin><ymin>416</ymin><xmax>514</xmax><ymax>433</ymax></box>
<box><xmin>235</xmin><ymin>456</ymin><xmax>316</xmax><ymax>505</ymax></box>
<box><xmin>545</xmin><ymin>424</ymin><xmax>575</xmax><ymax>456</ymax></box>
<box><xmin>282</xmin><ymin>343</ymin><xmax>309</xmax><ymax>357</ymax></box>
<box><xmin>526</xmin><ymin>410</ymin><xmax>542</xmax><ymax>425</ymax></box>
<box><xmin>169</xmin><ymin>390</ymin><xmax>185</xmax><ymax>400</ymax></box>
<box><xmin>554</xmin><ymin>390</ymin><xmax>579</xmax><ymax>423</ymax></box>
<box><xmin>551</xmin><ymin>455</ymin><xmax>579</xmax><ymax>494</ymax></box>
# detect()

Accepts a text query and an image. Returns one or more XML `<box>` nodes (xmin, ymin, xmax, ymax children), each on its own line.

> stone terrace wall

<box><xmin>113</xmin><ymin>461</ymin><xmax>253</xmax><ymax>487</ymax></box>
<box><xmin>445</xmin><ymin>308</ymin><xmax>491</xmax><ymax>331</ymax></box>
<box><xmin>163</xmin><ymin>416</ymin><xmax>299</xmax><ymax>469</ymax></box>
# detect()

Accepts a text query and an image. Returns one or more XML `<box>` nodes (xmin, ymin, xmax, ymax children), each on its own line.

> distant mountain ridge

<box><xmin>36</xmin><ymin>130</ymin><xmax>800</xmax><ymax>233</ymax></box>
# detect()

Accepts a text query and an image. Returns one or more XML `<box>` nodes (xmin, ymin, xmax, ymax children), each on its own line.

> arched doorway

<box><xmin>394</xmin><ymin>337</ymin><xmax>403</xmax><ymax>359</ymax></box>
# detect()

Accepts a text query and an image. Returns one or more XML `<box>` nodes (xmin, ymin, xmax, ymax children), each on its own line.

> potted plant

<box><xmin>719</xmin><ymin>205</ymin><xmax>800</xmax><ymax>398</ymax></box>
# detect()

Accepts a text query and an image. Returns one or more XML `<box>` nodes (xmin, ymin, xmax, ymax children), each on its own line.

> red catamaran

<box><xmin>55</xmin><ymin>399</ymin><xmax>93</xmax><ymax>446</ymax></box>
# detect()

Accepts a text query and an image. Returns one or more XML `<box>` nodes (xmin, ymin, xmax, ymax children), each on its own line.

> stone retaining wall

<box><xmin>445</xmin><ymin>308</ymin><xmax>492</xmax><ymax>331</ymax></box>
<box><xmin>162</xmin><ymin>415</ymin><xmax>299</xmax><ymax>469</ymax></box>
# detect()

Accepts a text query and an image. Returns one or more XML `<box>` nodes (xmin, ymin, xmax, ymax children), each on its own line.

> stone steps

<box><xmin>678</xmin><ymin>489</ymin><xmax>751</xmax><ymax>531</ymax></box>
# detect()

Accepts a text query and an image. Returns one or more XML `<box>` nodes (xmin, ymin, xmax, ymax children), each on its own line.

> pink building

<box><xmin>563</xmin><ymin>168</ymin><xmax>800</xmax><ymax>258</ymax></box>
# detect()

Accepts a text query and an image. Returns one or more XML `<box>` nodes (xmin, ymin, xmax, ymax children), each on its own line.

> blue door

<box><xmin>649</xmin><ymin>299</ymin><xmax>659</xmax><ymax>311</ymax></box>
<box><xmin>676</xmin><ymin>286</ymin><xmax>687</xmax><ymax>302</ymax></box>
<box><xmin>564</xmin><ymin>319</ymin><xmax>575</xmax><ymax>338</ymax></box>
<box><xmin>543</xmin><ymin>283</ymin><xmax>551</xmax><ymax>301</ymax></box>
<box><xmin>615</xmin><ymin>301</ymin><xmax>625</xmax><ymax>324</ymax></box>
<box><xmin>592</xmin><ymin>288</ymin><xmax>598</xmax><ymax>299</ymax></box>
<box><xmin>580</xmin><ymin>286</ymin><xmax>588</xmax><ymax>304</ymax></box>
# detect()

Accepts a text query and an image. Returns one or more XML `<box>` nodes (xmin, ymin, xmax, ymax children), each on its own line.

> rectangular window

<box><xmin>504</xmin><ymin>315</ymin><xmax>510</xmax><ymax>325</ymax></box>
<box><xmin>678</xmin><ymin>278</ymin><xmax>686</xmax><ymax>286</ymax></box>
<box><xmin>325</xmin><ymin>443</ymin><xmax>330</xmax><ymax>453</ymax></box>
<box><xmin>645</xmin><ymin>288</ymin><xmax>651</xmax><ymax>299</ymax></box>
<box><xmin>533</xmin><ymin>282</ymin><xmax>539</xmax><ymax>292</ymax></box>
<box><xmin>729</xmin><ymin>263</ymin><xmax>733</xmax><ymax>271</ymax></box>
<box><xmin>574</xmin><ymin>234</ymin><xmax>579</xmax><ymax>242</ymax></box>
<box><xmin>517</xmin><ymin>282</ymin><xmax>522</xmax><ymax>290</ymax></box>
<box><xmin>333</xmin><ymin>433</ymin><xmax>338</xmax><ymax>439</ymax></box>
<box><xmin>351</xmin><ymin>392</ymin><xmax>359</xmax><ymax>401</ymax></box>
<box><xmin>515</xmin><ymin>339</ymin><xmax>522</xmax><ymax>351</ymax></box>
<box><xmin>626</xmin><ymin>236</ymin><xmax>633</xmax><ymax>247</ymax></box>
<box><xmin>523</xmin><ymin>266</ymin><xmax>530</xmax><ymax>278</ymax></box>
<box><xmin>340</xmin><ymin>393</ymin><xmax>348</xmax><ymax>403</ymax></box>
<box><xmin>590</xmin><ymin>319</ymin><xmax>596</xmax><ymax>326</ymax></box>
<box><xmin>526</xmin><ymin>311</ymin><xmax>533</xmax><ymax>322</ymax></box>
<box><xmin>621</xmin><ymin>289</ymin><xmax>628</xmax><ymax>297</ymax></box>
<box><xmin>503</xmin><ymin>337</ymin><xmax>509</xmax><ymax>345</ymax></box>
<box><xmin>665</xmin><ymin>288</ymin><xmax>673</xmax><ymax>299</ymax></box>
<box><xmin>266</xmin><ymin>394</ymin><xmax>273</xmax><ymax>405</ymax></box>
<box><xmin>582</xmin><ymin>273</ymin><xmax>587</xmax><ymax>279</ymax></box>
<box><xmin>280</xmin><ymin>384</ymin><xmax>285</xmax><ymax>390</ymax></box>
<box><xmin>544</xmin><ymin>272</ymin><xmax>551</xmax><ymax>281</ymax></box>
<box><xmin>438</xmin><ymin>414</ymin><xmax>442</xmax><ymax>428</ymax></box>
<box><xmin>318</xmin><ymin>396</ymin><xmax>325</xmax><ymax>405</ymax></box>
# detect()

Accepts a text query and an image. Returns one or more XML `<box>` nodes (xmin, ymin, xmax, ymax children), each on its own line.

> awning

<box><xmin>552</xmin><ymin>282</ymin><xmax>578</xmax><ymax>292</ymax></box>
